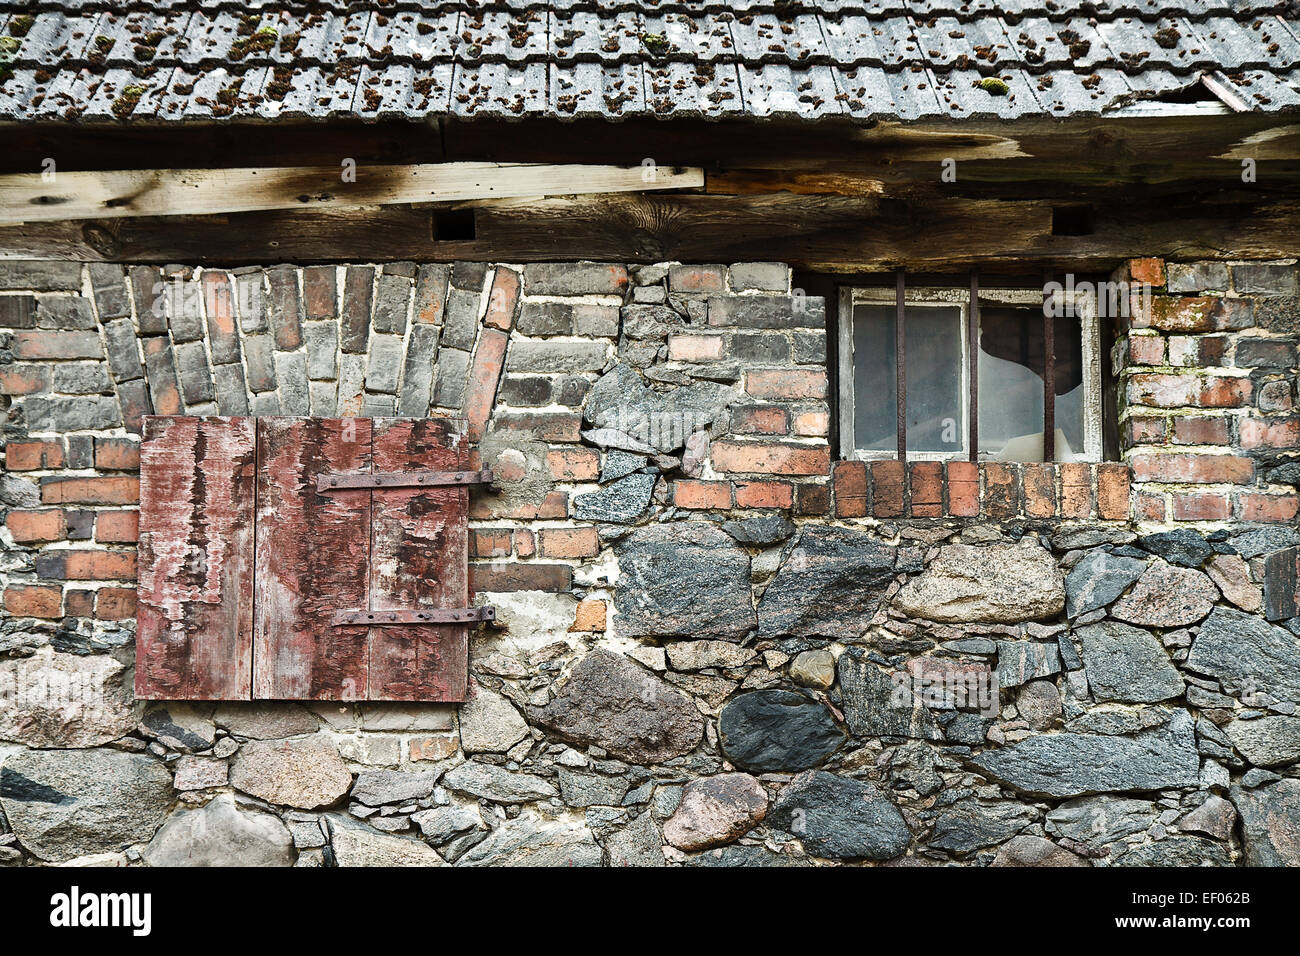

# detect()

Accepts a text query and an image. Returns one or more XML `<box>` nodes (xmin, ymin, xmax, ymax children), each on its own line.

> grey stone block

<box><xmin>305</xmin><ymin>322</ymin><xmax>339</xmax><ymax>380</ymax></box>
<box><xmin>441</xmin><ymin>289</ymin><xmax>481</xmax><ymax>349</ymax></box>
<box><xmin>507</xmin><ymin>341</ymin><xmax>608</xmax><ymax>373</ymax></box>
<box><xmin>398</xmin><ymin>325</ymin><xmax>440</xmax><ymax>416</ymax></box>
<box><xmin>0</xmin><ymin>261</ymin><xmax>82</xmax><ymax>291</ymax></box>
<box><xmin>101</xmin><ymin>319</ymin><xmax>143</xmax><ymax>382</ymax></box>
<box><xmin>174</xmin><ymin>340</ymin><xmax>216</xmax><ymax>405</ymax></box>
<box><xmin>309</xmin><ymin>380</ymin><xmax>337</xmax><ymax>416</ymax></box>
<box><xmin>24</xmin><ymin>396</ymin><xmax>121</xmax><ymax>431</ymax></box>
<box><xmin>366</xmin><ymin>334</ymin><xmax>403</xmax><ymax>394</ymax></box>
<box><xmin>372</xmin><ymin>274</ymin><xmax>412</xmax><ymax>336</ymax></box>
<box><xmin>88</xmin><ymin>263</ymin><xmax>129</xmax><ymax>319</ymax></box>
<box><xmin>729</xmin><ymin>262</ymin><xmax>790</xmax><ymax>292</ymax></box>
<box><xmin>52</xmin><ymin>362</ymin><xmax>111</xmax><ymax>395</ymax></box>
<box><xmin>275</xmin><ymin>350</ymin><xmax>310</xmax><ymax>415</ymax></box>
<box><xmin>37</xmin><ymin>297</ymin><xmax>96</xmax><ymax>330</ymax></box>
<box><xmin>250</xmin><ymin>391</ymin><xmax>282</xmax><ymax>416</ymax></box>
<box><xmin>242</xmin><ymin>335</ymin><xmax>277</xmax><ymax>393</ymax></box>
<box><xmin>165</xmin><ymin>280</ymin><xmax>206</xmax><ymax>343</ymax></box>
<box><xmin>707</xmin><ymin>295</ymin><xmax>825</xmax><ymax>329</ymax></box>
<box><xmin>0</xmin><ymin>294</ymin><xmax>35</xmax><ymax>329</ymax></box>
<box><xmin>793</xmin><ymin>330</ymin><xmax>827</xmax><ymax>364</ymax></box>
<box><xmin>432</xmin><ymin>348</ymin><xmax>471</xmax><ymax>409</ymax></box>
<box><xmin>213</xmin><ymin>363</ymin><xmax>250</xmax><ymax>415</ymax></box>
<box><xmin>524</xmin><ymin>262</ymin><xmax>628</xmax><ymax>296</ymax></box>
<box><xmin>1234</xmin><ymin>263</ymin><xmax>1297</xmax><ymax>295</ymax></box>
<box><xmin>236</xmin><ymin>271</ymin><xmax>268</xmax><ymax>333</ymax></box>
<box><xmin>1167</xmin><ymin>262</ymin><xmax>1230</xmax><ymax>294</ymax></box>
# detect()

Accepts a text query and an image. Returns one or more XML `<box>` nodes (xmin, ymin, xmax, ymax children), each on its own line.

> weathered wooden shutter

<box><xmin>136</xmin><ymin>416</ymin><xmax>478</xmax><ymax>702</ymax></box>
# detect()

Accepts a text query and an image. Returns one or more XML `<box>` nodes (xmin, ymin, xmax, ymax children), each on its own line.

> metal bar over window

<box><xmin>969</xmin><ymin>271</ymin><xmax>980</xmax><ymax>463</ymax></box>
<box><xmin>895</xmin><ymin>268</ymin><xmax>907</xmax><ymax>462</ymax></box>
<box><xmin>1042</xmin><ymin>271</ymin><xmax>1056</xmax><ymax>463</ymax></box>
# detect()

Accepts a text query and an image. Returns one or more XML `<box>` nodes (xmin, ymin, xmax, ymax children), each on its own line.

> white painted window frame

<box><xmin>837</xmin><ymin>284</ymin><xmax>1103</xmax><ymax>463</ymax></box>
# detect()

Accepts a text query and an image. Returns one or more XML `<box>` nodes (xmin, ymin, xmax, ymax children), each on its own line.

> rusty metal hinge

<box><xmin>331</xmin><ymin>606</ymin><xmax>497</xmax><ymax>626</ymax></box>
<box><xmin>317</xmin><ymin>469</ymin><xmax>494</xmax><ymax>492</ymax></box>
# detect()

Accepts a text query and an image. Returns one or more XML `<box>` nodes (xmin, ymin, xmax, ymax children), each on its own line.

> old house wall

<box><xmin>0</xmin><ymin>256</ymin><xmax>1298</xmax><ymax>866</ymax></box>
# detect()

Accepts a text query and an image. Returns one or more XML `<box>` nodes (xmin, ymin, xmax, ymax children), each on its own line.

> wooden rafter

<box><xmin>0</xmin><ymin>161</ymin><xmax>704</xmax><ymax>223</ymax></box>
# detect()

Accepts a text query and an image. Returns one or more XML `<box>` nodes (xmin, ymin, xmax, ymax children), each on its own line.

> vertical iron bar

<box><xmin>969</xmin><ymin>271</ymin><xmax>979</xmax><ymax>462</ymax></box>
<box><xmin>895</xmin><ymin>268</ymin><xmax>907</xmax><ymax>462</ymax></box>
<box><xmin>1042</xmin><ymin>271</ymin><xmax>1056</xmax><ymax>463</ymax></box>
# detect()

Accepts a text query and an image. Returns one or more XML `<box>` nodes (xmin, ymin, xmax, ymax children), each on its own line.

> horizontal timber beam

<box><xmin>0</xmin><ymin>162</ymin><xmax>704</xmax><ymax>223</ymax></box>
<box><xmin>4</xmin><ymin>189</ymin><xmax>1300</xmax><ymax>271</ymax></box>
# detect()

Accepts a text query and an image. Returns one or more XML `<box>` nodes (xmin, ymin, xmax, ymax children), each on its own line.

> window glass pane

<box><xmin>853</xmin><ymin>304</ymin><xmax>963</xmax><ymax>454</ymax></box>
<box><xmin>977</xmin><ymin>306</ymin><xmax>1084</xmax><ymax>461</ymax></box>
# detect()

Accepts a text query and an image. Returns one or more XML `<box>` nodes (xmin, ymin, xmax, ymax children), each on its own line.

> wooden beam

<box><xmin>0</xmin><ymin>162</ymin><xmax>704</xmax><ymax>223</ymax></box>
<box><xmin>6</xmin><ymin>189</ymin><xmax>1300</xmax><ymax>271</ymax></box>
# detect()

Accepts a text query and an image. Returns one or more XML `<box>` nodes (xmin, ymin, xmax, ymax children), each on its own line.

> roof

<box><xmin>1</xmin><ymin>1</ymin><xmax>1299</xmax><ymax>124</ymax></box>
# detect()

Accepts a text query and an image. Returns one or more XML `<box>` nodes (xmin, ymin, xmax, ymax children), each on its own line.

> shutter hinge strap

<box><xmin>317</xmin><ymin>469</ymin><xmax>493</xmax><ymax>491</ymax></box>
<box><xmin>331</xmin><ymin>606</ymin><xmax>497</xmax><ymax>626</ymax></box>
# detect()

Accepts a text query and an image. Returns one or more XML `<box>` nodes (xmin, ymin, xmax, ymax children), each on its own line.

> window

<box><xmin>837</xmin><ymin>279</ymin><xmax>1103</xmax><ymax>463</ymax></box>
<box><xmin>135</xmin><ymin>416</ymin><xmax>490</xmax><ymax>703</ymax></box>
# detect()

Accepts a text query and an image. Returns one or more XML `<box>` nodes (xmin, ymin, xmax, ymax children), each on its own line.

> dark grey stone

<box><xmin>757</xmin><ymin>527</ymin><xmax>918</xmax><ymax>638</ymax></box>
<box><xmin>365</xmin><ymin>334</ymin><xmax>403</xmax><ymax>395</ymax></box>
<box><xmin>574</xmin><ymin>473</ymin><xmax>656</xmax><ymax>524</ymax></box>
<box><xmin>213</xmin><ymin>364</ymin><xmax>249</xmax><ymax>415</ymax></box>
<box><xmin>275</xmin><ymin>351</ymin><xmax>309</xmax><ymax>415</ymax></box>
<box><xmin>351</xmin><ymin>770</ymin><xmax>439</xmax><ymax>807</ymax></box>
<box><xmin>372</xmin><ymin>273</ymin><xmax>412</xmax><ymax>336</ymax></box>
<box><xmin>721</xmin><ymin>514</ymin><xmax>795</xmax><ymax>546</ymax></box>
<box><xmin>0</xmin><ymin>749</ymin><xmax>172</xmax><ymax>862</ymax></box>
<box><xmin>582</xmin><ymin>363</ymin><xmax>727</xmax><ymax>454</ymax></box>
<box><xmin>1112</xmin><ymin>836</ymin><xmax>1232</xmax><ymax>867</ymax></box>
<box><xmin>51</xmin><ymin>362</ymin><xmax>111</xmax><ymax>394</ymax></box>
<box><xmin>24</xmin><ymin>397</ymin><xmax>120</xmax><ymax>431</ymax></box>
<box><xmin>926</xmin><ymin>800</ymin><xmax>1035</xmax><ymax>854</ymax></box>
<box><xmin>1138</xmin><ymin>529</ymin><xmax>1213</xmax><ymax>568</ymax></box>
<box><xmin>398</xmin><ymin>325</ymin><xmax>439</xmax><ymax>416</ymax></box>
<box><xmin>718</xmin><ymin>690</ymin><xmax>845</xmax><ymax>772</ymax></box>
<box><xmin>1231</xmin><ymin>779</ymin><xmax>1300</xmax><ymax>866</ymax></box>
<box><xmin>37</xmin><ymin>297</ymin><xmax>95</xmax><ymax>329</ymax></box>
<box><xmin>1045</xmin><ymin>795</ymin><xmax>1157</xmax><ymax>847</ymax></box>
<box><xmin>600</xmin><ymin>450</ymin><xmax>648</xmax><ymax>484</ymax></box>
<box><xmin>769</xmin><ymin>770</ymin><xmax>911</xmax><ymax>860</ymax></box>
<box><xmin>1064</xmin><ymin>550</ymin><xmax>1146</xmax><ymax>617</ymax></box>
<box><xmin>518</xmin><ymin>301</ymin><xmax>576</xmax><ymax>336</ymax></box>
<box><xmin>242</xmin><ymin>334</ymin><xmax>276</xmax><ymax>392</ymax></box>
<box><xmin>432</xmin><ymin>348</ymin><xmax>470</xmax><ymax>408</ymax></box>
<box><xmin>969</xmin><ymin>710</ymin><xmax>1200</xmax><ymax>798</ymax></box>
<box><xmin>175</xmin><ymin>340</ymin><xmax>215</xmax><ymax>405</ymax></box>
<box><xmin>838</xmin><ymin>649</ymin><xmax>944</xmax><ymax>740</ymax></box>
<box><xmin>101</xmin><ymin>318</ymin><xmax>143</xmax><ymax>382</ymax></box>
<box><xmin>1076</xmin><ymin>621</ymin><xmax>1185</xmax><ymax>703</ymax></box>
<box><xmin>508</xmin><ymin>341</ymin><xmax>608</xmax><ymax>374</ymax></box>
<box><xmin>528</xmin><ymin>649</ymin><xmax>704</xmax><ymax>764</ymax></box>
<box><xmin>996</xmin><ymin>641</ymin><xmax>1061</xmax><ymax>689</ymax></box>
<box><xmin>685</xmin><ymin>844</ymin><xmax>809</xmax><ymax>866</ymax></box>
<box><xmin>614</xmin><ymin>522</ymin><xmax>754</xmax><ymax>639</ymax></box>
<box><xmin>1187</xmin><ymin>607</ymin><xmax>1300</xmax><ymax>704</ymax></box>
<box><xmin>707</xmin><ymin>295</ymin><xmax>825</xmax><ymax>329</ymax></box>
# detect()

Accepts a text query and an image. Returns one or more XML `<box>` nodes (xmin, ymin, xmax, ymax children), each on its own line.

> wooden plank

<box><xmin>254</xmin><ymin>417</ymin><xmax>373</xmax><ymax>700</ymax></box>
<box><xmin>367</xmin><ymin>418</ymin><xmax>471</xmax><ymax>702</ymax></box>
<box><xmin>135</xmin><ymin>416</ymin><xmax>256</xmax><ymax>700</ymax></box>
<box><xmin>9</xmin><ymin>190</ymin><xmax>1300</xmax><ymax>269</ymax></box>
<box><xmin>0</xmin><ymin>162</ymin><xmax>704</xmax><ymax>223</ymax></box>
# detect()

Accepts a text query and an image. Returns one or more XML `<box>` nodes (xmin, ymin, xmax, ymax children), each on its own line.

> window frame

<box><xmin>837</xmin><ymin>282</ymin><xmax>1103</xmax><ymax>464</ymax></box>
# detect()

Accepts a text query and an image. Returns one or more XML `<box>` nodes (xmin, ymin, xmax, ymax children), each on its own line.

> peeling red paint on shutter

<box><xmin>254</xmin><ymin>417</ymin><xmax>373</xmax><ymax>700</ymax></box>
<box><xmin>136</xmin><ymin>417</ymin><xmax>256</xmax><ymax>700</ymax></box>
<box><xmin>137</xmin><ymin>415</ymin><xmax>476</xmax><ymax>702</ymax></box>
<box><xmin>368</xmin><ymin>418</ymin><xmax>470</xmax><ymax>701</ymax></box>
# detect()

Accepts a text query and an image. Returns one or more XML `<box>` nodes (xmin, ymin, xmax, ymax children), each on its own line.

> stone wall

<box><xmin>0</xmin><ymin>257</ymin><xmax>1298</xmax><ymax>867</ymax></box>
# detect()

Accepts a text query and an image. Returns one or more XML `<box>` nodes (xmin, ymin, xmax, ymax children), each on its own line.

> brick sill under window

<box><xmin>830</xmin><ymin>460</ymin><xmax>1132</xmax><ymax>521</ymax></box>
